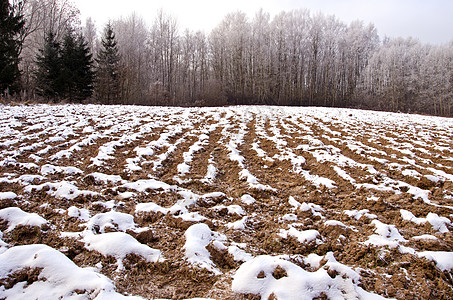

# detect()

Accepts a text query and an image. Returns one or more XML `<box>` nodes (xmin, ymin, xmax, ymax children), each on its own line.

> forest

<box><xmin>1</xmin><ymin>0</ymin><xmax>453</xmax><ymax>116</ymax></box>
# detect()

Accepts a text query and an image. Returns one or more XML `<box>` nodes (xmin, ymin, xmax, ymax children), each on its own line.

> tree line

<box><xmin>1</xmin><ymin>0</ymin><xmax>453</xmax><ymax>116</ymax></box>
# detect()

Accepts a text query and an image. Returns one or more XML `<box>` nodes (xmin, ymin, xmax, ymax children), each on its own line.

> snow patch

<box><xmin>412</xmin><ymin>234</ymin><xmax>438</xmax><ymax>241</ymax></box>
<box><xmin>278</xmin><ymin>227</ymin><xmax>322</xmax><ymax>244</ymax></box>
<box><xmin>85</xmin><ymin>211</ymin><xmax>136</xmax><ymax>233</ymax></box>
<box><xmin>241</xmin><ymin>194</ymin><xmax>256</xmax><ymax>205</ymax></box>
<box><xmin>418</xmin><ymin>251</ymin><xmax>453</xmax><ymax>271</ymax></box>
<box><xmin>183</xmin><ymin>223</ymin><xmax>225</xmax><ymax>275</ymax></box>
<box><xmin>24</xmin><ymin>181</ymin><xmax>98</xmax><ymax>200</ymax></box>
<box><xmin>211</xmin><ymin>204</ymin><xmax>245</xmax><ymax>216</ymax></box>
<box><xmin>345</xmin><ymin>209</ymin><xmax>377</xmax><ymax>220</ymax></box>
<box><xmin>122</xmin><ymin>179</ymin><xmax>171</xmax><ymax>193</ymax></box>
<box><xmin>0</xmin><ymin>192</ymin><xmax>17</xmax><ymax>200</ymax></box>
<box><xmin>226</xmin><ymin>216</ymin><xmax>248</xmax><ymax>230</ymax></box>
<box><xmin>135</xmin><ymin>202</ymin><xmax>168</xmax><ymax>215</ymax></box>
<box><xmin>363</xmin><ymin>220</ymin><xmax>414</xmax><ymax>254</ymax></box>
<box><xmin>40</xmin><ymin>164</ymin><xmax>82</xmax><ymax>176</ymax></box>
<box><xmin>228</xmin><ymin>245</ymin><xmax>253</xmax><ymax>262</ymax></box>
<box><xmin>82</xmin><ymin>232</ymin><xmax>162</xmax><ymax>270</ymax></box>
<box><xmin>324</xmin><ymin>220</ymin><xmax>348</xmax><ymax>228</ymax></box>
<box><xmin>299</xmin><ymin>202</ymin><xmax>324</xmax><ymax>218</ymax></box>
<box><xmin>232</xmin><ymin>254</ymin><xmax>386</xmax><ymax>300</ymax></box>
<box><xmin>400</xmin><ymin>209</ymin><xmax>451</xmax><ymax>233</ymax></box>
<box><xmin>0</xmin><ymin>207</ymin><xmax>48</xmax><ymax>231</ymax></box>
<box><xmin>86</xmin><ymin>172</ymin><xmax>125</xmax><ymax>185</ymax></box>
<box><xmin>67</xmin><ymin>206</ymin><xmax>90</xmax><ymax>221</ymax></box>
<box><xmin>0</xmin><ymin>244</ymin><xmax>143</xmax><ymax>299</ymax></box>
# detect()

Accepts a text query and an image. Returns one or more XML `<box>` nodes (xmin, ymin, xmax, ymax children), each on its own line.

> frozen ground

<box><xmin>0</xmin><ymin>104</ymin><xmax>452</xmax><ymax>299</ymax></box>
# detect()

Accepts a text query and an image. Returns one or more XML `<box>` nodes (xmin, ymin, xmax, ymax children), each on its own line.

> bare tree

<box><xmin>83</xmin><ymin>17</ymin><xmax>97</xmax><ymax>55</ymax></box>
<box><xmin>149</xmin><ymin>10</ymin><xmax>179</xmax><ymax>104</ymax></box>
<box><xmin>113</xmin><ymin>13</ymin><xmax>149</xmax><ymax>105</ymax></box>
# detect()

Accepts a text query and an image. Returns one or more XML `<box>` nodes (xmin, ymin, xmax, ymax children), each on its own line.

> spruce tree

<box><xmin>36</xmin><ymin>31</ymin><xmax>94</xmax><ymax>102</ymax></box>
<box><xmin>74</xmin><ymin>33</ymin><xmax>95</xmax><ymax>101</ymax></box>
<box><xmin>0</xmin><ymin>0</ymin><xmax>25</xmax><ymax>95</ymax></box>
<box><xmin>60</xmin><ymin>31</ymin><xmax>77</xmax><ymax>100</ymax></box>
<box><xmin>96</xmin><ymin>22</ymin><xmax>120</xmax><ymax>104</ymax></box>
<box><xmin>35</xmin><ymin>32</ymin><xmax>62</xmax><ymax>101</ymax></box>
<box><xmin>60</xmin><ymin>31</ymin><xmax>95</xmax><ymax>102</ymax></box>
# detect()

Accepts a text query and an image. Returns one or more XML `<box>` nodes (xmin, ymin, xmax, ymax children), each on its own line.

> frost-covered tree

<box><xmin>420</xmin><ymin>45</ymin><xmax>453</xmax><ymax>115</ymax></box>
<box><xmin>340</xmin><ymin>21</ymin><xmax>379</xmax><ymax>107</ymax></box>
<box><xmin>250</xmin><ymin>9</ymin><xmax>272</xmax><ymax>104</ymax></box>
<box><xmin>83</xmin><ymin>17</ymin><xmax>97</xmax><ymax>55</ymax></box>
<box><xmin>113</xmin><ymin>13</ymin><xmax>150</xmax><ymax>105</ymax></box>
<box><xmin>210</xmin><ymin>11</ymin><xmax>251</xmax><ymax>104</ymax></box>
<box><xmin>359</xmin><ymin>37</ymin><xmax>452</xmax><ymax>114</ymax></box>
<box><xmin>150</xmin><ymin>10</ymin><xmax>179</xmax><ymax>102</ymax></box>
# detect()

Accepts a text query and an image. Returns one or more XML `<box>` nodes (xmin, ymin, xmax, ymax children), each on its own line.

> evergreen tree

<box><xmin>60</xmin><ymin>31</ymin><xmax>77</xmax><ymax>100</ymax></box>
<box><xmin>0</xmin><ymin>0</ymin><xmax>25</xmax><ymax>94</ymax></box>
<box><xmin>35</xmin><ymin>32</ymin><xmax>62</xmax><ymax>101</ymax></box>
<box><xmin>36</xmin><ymin>30</ymin><xmax>94</xmax><ymax>102</ymax></box>
<box><xmin>60</xmin><ymin>31</ymin><xmax>95</xmax><ymax>102</ymax></box>
<box><xmin>96</xmin><ymin>22</ymin><xmax>120</xmax><ymax>104</ymax></box>
<box><xmin>74</xmin><ymin>33</ymin><xmax>95</xmax><ymax>101</ymax></box>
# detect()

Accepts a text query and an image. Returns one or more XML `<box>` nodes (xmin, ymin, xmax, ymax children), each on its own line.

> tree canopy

<box><xmin>6</xmin><ymin>0</ymin><xmax>453</xmax><ymax>116</ymax></box>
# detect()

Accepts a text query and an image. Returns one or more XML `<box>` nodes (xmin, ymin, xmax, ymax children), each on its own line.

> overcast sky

<box><xmin>75</xmin><ymin>0</ymin><xmax>453</xmax><ymax>44</ymax></box>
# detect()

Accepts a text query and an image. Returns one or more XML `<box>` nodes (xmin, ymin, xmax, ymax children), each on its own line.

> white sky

<box><xmin>75</xmin><ymin>0</ymin><xmax>453</xmax><ymax>44</ymax></box>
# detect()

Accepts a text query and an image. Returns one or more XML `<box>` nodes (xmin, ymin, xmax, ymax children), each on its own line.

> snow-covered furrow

<box><xmin>150</xmin><ymin>133</ymin><xmax>188</xmax><ymax>173</ymax></box>
<box><xmin>262</xmin><ymin>115</ymin><xmax>341</xmax><ymax>188</ymax></box>
<box><xmin>174</xmin><ymin>118</ymin><xmax>220</xmax><ymax>180</ymax></box>
<box><xmin>287</xmin><ymin>109</ymin><xmax>453</xmax><ymax>199</ymax></box>
<box><xmin>335</xmin><ymin>112</ymin><xmax>451</xmax><ymax>164</ymax></box>
<box><xmin>88</xmin><ymin>114</ymin><xmax>148</xmax><ymax>167</ymax></box>
<box><xmin>253</xmin><ymin>112</ymin><xmax>308</xmax><ymax>175</ymax></box>
<box><xmin>220</xmin><ymin>109</ymin><xmax>275</xmax><ymax>191</ymax></box>
<box><xmin>90</xmin><ymin>133</ymin><xmax>140</xmax><ymax>167</ymax></box>
<box><xmin>50</xmin><ymin>132</ymin><xmax>102</xmax><ymax>160</ymax></box>
<box><xmin>128</xmin><ymin>109</ymin><xmax>222</xmax><ymax>174</ymax></box>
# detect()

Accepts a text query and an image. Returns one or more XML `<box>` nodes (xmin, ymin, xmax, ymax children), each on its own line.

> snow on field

<box><xmin>400</xmin><ymin>209</ymin><xmax>451</xmax><ymax>232</ymax></box>
<box><xmin>24</xmin><ymin>180</ymin><xmax>99</xmax><ymax>200</ymax></box>
<box><xmin>0</xmin><ymin>244</ymin><xmax>143</xmax><ymax>299</ymax></box>
<box><xmin>0</xmin><ymin>207</ymin><xmax>48</xmax><ymax>231</ymax></box>
<box><xmin>0</xmin><ymin>192</ymin><xmax>17</xmax><ymax>200</ymax></box>
<box><xmin>184</xmin><ymin>223</ymin><xmax>225</xmax><ymax>275</ymax></box>
<box><xmin>1</xmin><ymin>104</ymin><xmax>453</xmax><ymax>299</ymax></box>
<box><xmin>232</xmin><ymin>254</ymin><xmax>387</xmax><ymax>300</ymax></box>
<box><xmin>82</xmin><ymin>232</ymin><xmax>163</xmax><ymax>270</ymax></box>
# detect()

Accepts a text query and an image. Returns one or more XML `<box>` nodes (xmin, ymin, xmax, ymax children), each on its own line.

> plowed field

<box><xmin>1</xmin><ymin>104</ymin><xmax>453</xmax><ymax>299</ymax></box>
